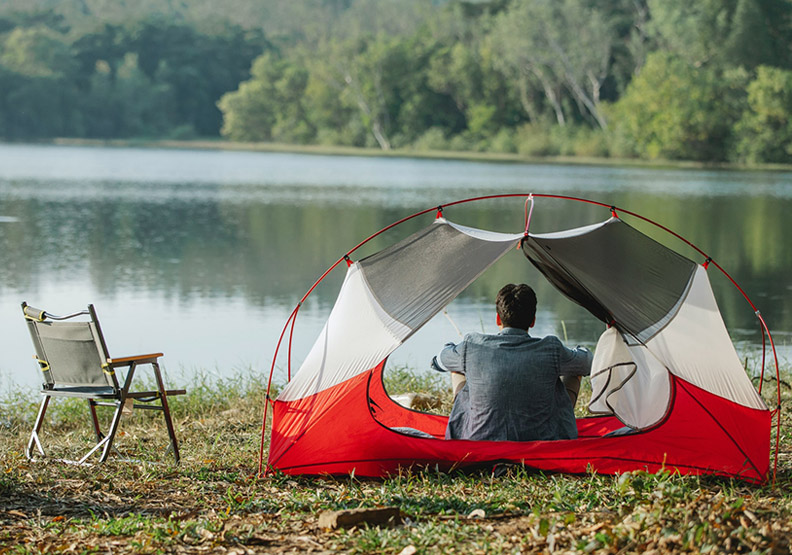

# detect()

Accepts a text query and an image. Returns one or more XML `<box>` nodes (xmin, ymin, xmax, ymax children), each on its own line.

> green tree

<box><xmin>115</xmin><ymin>53</ymin><xmax>174</xmax><ymax>137</ymax></box>
<box><xmin>301</xmin><ymin>61</ymin><xmax>367</xmax><ymax>147</ymax></box>
<box><xmin>218</xmin><ymin>53</ymin><xmax>314</xmax><ymax>143</ymax></box>
<box><xmin>0</xmin><ymin>25</ymin><xmax>74</xmax><ymax>77</ymax></box>
<box><xmin>648</xmin><ymin>0</ymin><xmax>792</xmax><ymax>69</ymax></box>
<box><xmin>732</xmin><ymin>66</ymin><xmax>792</xmax><ymax>163</ymax></box>
<box><xmin>128</xmin><ymin>19</ymin><xmax>269</xmax><ymax>136</ymax></box>
<box><xmin>490</xmin><ymin>0</ymin><xmax>616</xmax><ymax>129</ymax></box>
<box><xmin>71</xmin><ymin>24</ymin><xmax>127</xmax><ymax>85</ymax></box>
<box><xmin>0</xmin><ymin>25</ymin><xmax>77</xmax><ymax>139</ymax></box>
<box><xmin>425</xmin><ymin>5</ymin><xmax>521</xmax><ymax>141</ymax></box>
<box><xmin>609</xmin><ymin>52</ymin><xmax>741</xmax><ymax>160</ymax></box>
<box><xmin>301</xmin><ymin>0</ymin><xmax>440</xmax><ymax>150</ymax></box>
<box><xmin>306</xmin><ymin>34</ymin><xmax>409</xmax><ymax>150</ymax></box>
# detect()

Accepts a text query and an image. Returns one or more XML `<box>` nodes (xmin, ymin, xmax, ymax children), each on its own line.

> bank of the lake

<box><xmin>48</xmin><ymin>137</ymin><xmax>792</xmax><ymax>173</ymax></box>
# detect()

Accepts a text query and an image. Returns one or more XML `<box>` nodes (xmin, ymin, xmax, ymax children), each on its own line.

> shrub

<box><xmin>411</xmin><ymin>127</ymin><xmax>449</xmax><ymax>151</ymax></box>
<box><xmin>487</xmin><ymin>128</ymin><xmax>518</xmax><ymax>153</ymax></box>
<box><xmin>515</xmin><ymin>123</ymin><xmax>560</xmax><ymax>156</ymax></box>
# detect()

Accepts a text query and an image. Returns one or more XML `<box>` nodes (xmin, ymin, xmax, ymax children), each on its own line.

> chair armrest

<box><xmin>106</xmin><ymin>353</ymin><xmax>164</xmax><ymax>367</ymax></box>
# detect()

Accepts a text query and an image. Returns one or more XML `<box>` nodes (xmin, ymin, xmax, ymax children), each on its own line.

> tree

<box><xmin>306</xmin><ymin>34</ymin><xmax>407</xmax><ymax>150</ymax></box>
<box><xmin>0</xmin><ymin>26</ymin><xmax>77</xmax><ymax>139</ymax></box>
<box><xmin>115</xmin><ymin>53</ymin><xmax>174</xmax><ymax>137</ymax></box>
<box><xmin>609</xmin><ymin>52</ymin><xmax>740</xmax><ymax>160</ymax></box>
<box><xmin>648</xmin><ymin>0</ymin><xmax>792</xmax><ymax>69</ymax></box>
<box><xmin>298</xmin><ymin>0</ymin><xmax>439</xmax><ymax>150</ymax></box>
<box><xmin>0</xmin><ymin>25</ymin><xmax>74</xmax><ymax>77</ymax></box>
<box><xmin>425</xmin><ymin>4</ymin><xmax>521</xmax><ymax>139</ymax></box>
<box><xmin>218</xmin><ymin>53</ymin><xmax>314</xmax><ymax>143</ymax></box>
<box><xmin>128</xmin><ymin>19</ymin><xmax>269</xmax><ymax>136</ymax></box>
<box><xmin>732</xmin><ymin>66</ymin><xmax>792</xmax><ymax>163</ymax></box>
<box><xmin>489</xmin><ymin>0</ymin><xmax>615</xmax><ymax>129</ymax></box>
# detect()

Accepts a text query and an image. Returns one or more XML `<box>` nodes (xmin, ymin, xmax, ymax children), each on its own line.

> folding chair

<box><xmin>22</xmin><ymin>302</ymin><xmax>185</xmax><ymax>464</ymax></box>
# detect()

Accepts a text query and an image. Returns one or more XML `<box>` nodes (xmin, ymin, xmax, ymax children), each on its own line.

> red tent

<box><xmin>261</xmin><ymin>196</ymin><xmax>780</xmax><ymax>483</ymax></box>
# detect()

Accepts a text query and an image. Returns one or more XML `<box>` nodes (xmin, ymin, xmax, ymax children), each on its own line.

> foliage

<box><xmin>489</xmin><ymin>0</ymin><xmax>617</xmax><ymax>129</ymax></box>
<box><xmin>1</xmin><ymin>0</ymin><xmax>792</xmax><ymax>163</ymax></box>
<box><xmin>732</xmin><ymin>65</ymin><xmax>792</xmax><ymax>164</ymax></box>
<box><xmin>218</xmin><ymin>53</ymin><xmax>314</xmax><ymax>143</ymax></box>
<box><xmin>608</xmin><ymin>52</ymin><xmax>742</xmax><ymax>161</ymax></box>
<box><xmin>0</xmin><ymin>16</ymin><xmax>267</xmax><ymax>140</ymax></box>
<box><xmin>647</xmin><ymin>0</ymin><xmax>792</xmax><ymax>70</ymax></box>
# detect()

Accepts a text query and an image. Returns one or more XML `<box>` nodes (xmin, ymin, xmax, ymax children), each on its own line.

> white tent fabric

<box><xmin>589</xmin><ymin>327</ymin><xmax>672</xmax><ymax>429</ymax></box>
<box><xmin>589</xmin><ymin>265</ymin><xmax>765</xmax><ymax>429</ymax></box>
<box><xmin>279</xmin><ymin>264</ymin><xmax>410</xmax><ymax>402</ymax></box>
<box><xmin>645</xmin><ymin>265</ymin><xmax>765</xmax><ymax>410</ymax></box>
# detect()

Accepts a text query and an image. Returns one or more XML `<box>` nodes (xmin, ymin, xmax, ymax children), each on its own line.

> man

<box><xmin>431</xmin><ymin>283</ymin><xmax>592</xmax><ymax>442</ymax></box>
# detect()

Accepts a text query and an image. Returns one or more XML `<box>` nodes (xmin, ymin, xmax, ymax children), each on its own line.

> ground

<box><xmin>1</xmin><ymin>369</ymin><xmax>789</xmax><ymax>554</ymax></box>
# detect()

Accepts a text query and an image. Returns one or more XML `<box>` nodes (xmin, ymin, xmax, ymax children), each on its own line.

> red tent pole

<box><xmin>258</xmin><ymin>304</ymin><xmax>299</xmax><ymax>476</ymax></box>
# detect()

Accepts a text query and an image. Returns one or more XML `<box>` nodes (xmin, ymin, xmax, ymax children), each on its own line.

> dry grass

<box><xmin>1</xmin><ymin>366</ymin><xmax>790</xmax><ymax>554</ymax></box>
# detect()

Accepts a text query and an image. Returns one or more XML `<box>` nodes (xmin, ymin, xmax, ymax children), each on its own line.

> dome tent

<box><xmin>260</xmin><ymin>195</ymin><xmax>780</xmax><ymax>484</ymax></box>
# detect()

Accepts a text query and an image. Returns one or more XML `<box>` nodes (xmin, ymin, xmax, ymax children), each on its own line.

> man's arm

<box><xmin>431</xmin><ymin>341</ymin><xmax>468</xmax><ymax>397</ymax></box>
<box><xmin>431</xmin><ymin>341</ymin><xmax>466</xmax><ymax>375</ymax></box>
<box><xmin>559</xmin><ymin>344</ymin><xmax>593</xmax><ymax>376</ymax></box>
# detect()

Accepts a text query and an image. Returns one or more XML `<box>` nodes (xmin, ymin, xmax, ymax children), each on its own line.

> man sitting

<box><xmin>432</xmin><ymin>283</ymin><xmax>592</xmax><ymax>441</ymax></box>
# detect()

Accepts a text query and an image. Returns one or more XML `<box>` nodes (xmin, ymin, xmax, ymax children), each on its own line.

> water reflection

<box><xmin>0</xmin><ymin>144</ymin><xmax>790</xmax><ymax>391</ymax></box>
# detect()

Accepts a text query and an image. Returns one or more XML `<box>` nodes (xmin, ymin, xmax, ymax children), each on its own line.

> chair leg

<box><xmin>88</xmin><ymin>399</ymin><xmax>104</xmax><ymax>441</ymax></box>
<box><xmin>152</xmin><ymin>362</ymin><xmax>180</xmax><ymax>463</ymax></box>
<box><xmin>26</xmin><ymin>396</ymin><xmax>50</xmax><ymax>460</ymax></box>
<box><xmin>96</xmin><ymin>395</ymin><xmax>129</xmax><ymax>464</ymax></box>
<box><xmin>94</xmin><ymin>362</ymin><xmax>143</xmax><ymax>463</ymax></box>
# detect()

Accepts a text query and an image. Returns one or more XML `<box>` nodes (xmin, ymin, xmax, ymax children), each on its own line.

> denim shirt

<box><xmin>433</xmin><ymin>328</ymin><xmax>592</xmax><ymax>442</ymax></box>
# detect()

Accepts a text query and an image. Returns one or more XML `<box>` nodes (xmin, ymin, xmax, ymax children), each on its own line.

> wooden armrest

<box><xmin>106</xmin><ymin>353</ymin><xmax>164</xmax><ymax>367</ymax></box>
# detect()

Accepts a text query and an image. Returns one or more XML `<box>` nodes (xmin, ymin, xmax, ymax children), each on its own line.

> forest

<box><xmin>1</xmin><ymin>0</ymin><xmax>792</xmax><ymax>164</ymax></box>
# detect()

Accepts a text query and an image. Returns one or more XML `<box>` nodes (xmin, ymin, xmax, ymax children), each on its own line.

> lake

<box><xmin>1</xmin><ymin>143</ymin><xmax>790</xmax><ymax>392</ymax></box>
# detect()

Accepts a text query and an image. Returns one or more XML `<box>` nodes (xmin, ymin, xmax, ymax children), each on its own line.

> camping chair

<box><xmin>22</xmin><ymin>302</ymin><xmax>185</xmax><ymax>465</ymax></box>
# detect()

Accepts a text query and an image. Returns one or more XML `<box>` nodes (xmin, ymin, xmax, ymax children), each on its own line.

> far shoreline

<box><xmin>29</xmin><ymin>137</ymin><xmax>792</xmax><ymax>173</ymax></box>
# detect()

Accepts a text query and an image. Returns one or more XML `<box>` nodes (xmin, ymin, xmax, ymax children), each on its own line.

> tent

<box><xmin>260</xmin><ymin>195</ymin><xmax>780</xmax><ymax>484</ymax></box>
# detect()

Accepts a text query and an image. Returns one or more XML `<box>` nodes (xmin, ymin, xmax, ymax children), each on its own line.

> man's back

<box><xmin>441</xmin><ymin>328</ymin><xmax>592</xmax><ymax>441</ymax></box>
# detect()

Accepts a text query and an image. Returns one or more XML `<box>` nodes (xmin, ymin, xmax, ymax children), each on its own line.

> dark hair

<box><xmin>496</xmin><ymin>283</ymin><xmax>537</xmax><ymax>330</ymax></box>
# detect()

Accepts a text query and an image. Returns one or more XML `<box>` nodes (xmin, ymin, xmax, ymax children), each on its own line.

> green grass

<box><xmin>0</xmin><ymin>362</ymin><xmax>789</xmax><ymax>553</ymax></box>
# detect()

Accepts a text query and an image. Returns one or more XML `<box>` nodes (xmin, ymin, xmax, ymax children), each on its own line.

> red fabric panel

<box><xmin>269</xmin><ymin>367</ymin><xmax>770</xmax><ymax>483</ymax></box>
<box><xmin>366</xmin><ymin>364</ymin><xmax>453</xmax><ymax>439</ymax></box>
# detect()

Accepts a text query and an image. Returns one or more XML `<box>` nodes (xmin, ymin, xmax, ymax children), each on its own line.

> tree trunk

<box><xmin>516</xmin><ymin>76</ymin><xmax>537</xmax><ymax>123</ymax></box>
<box><xmin>528</xmin><ymin>64</ymin><xmax>566</xmax><ymax>126</ymax></box>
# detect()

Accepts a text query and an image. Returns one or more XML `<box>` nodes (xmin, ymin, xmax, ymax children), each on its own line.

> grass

<box><xmin>0</xmin><ymin>363</ymin><xmax>790</xmax><ymax>554</ymax></box>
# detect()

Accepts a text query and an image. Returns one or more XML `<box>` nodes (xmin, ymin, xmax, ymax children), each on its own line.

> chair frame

<box><xmin>22</xmin><ymin>302</ymin><xmax>185</xmax><ymax>465</ymax></box>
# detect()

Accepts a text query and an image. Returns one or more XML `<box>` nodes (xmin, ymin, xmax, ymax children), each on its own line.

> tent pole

<box><xmin>258</xmin><ymin>304</ymin><xmax>299</xmax><ymax>476</ymax></box>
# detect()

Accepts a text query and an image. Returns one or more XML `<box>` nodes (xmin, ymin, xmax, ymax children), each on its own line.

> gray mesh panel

<box><xmin>358</xmin><ymin>221</ymin><xmax>517</xmax><ymax>331</ymax></box>
<box><xmin>35</xmin><ymin>322</ymin><xmax>110</xmax><ymax>388</ymax></box>
<box><xmin>522</xmin><ymin>218</ymin><xmax>697</xmax><ymax>341</ymax></box>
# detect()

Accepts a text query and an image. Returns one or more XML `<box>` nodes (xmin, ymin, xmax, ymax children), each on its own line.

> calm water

<box><xmin>1</xmin><ymin>143</ymin><xmax>790</xmax><ymax>391</ymax></box>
